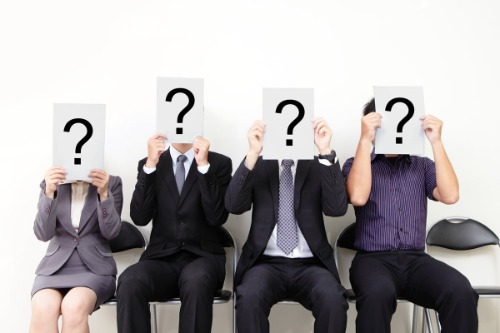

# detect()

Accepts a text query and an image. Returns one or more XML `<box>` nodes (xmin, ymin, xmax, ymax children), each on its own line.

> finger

<box><xmin>47</xmin><ymin>168</ymin><xmax>66</xmax><ymax>178</ymax></box>
<box><xmin>150</xmin><ymin>132</ymin><xmax>168</xmax><ymax>141</ymax></box>
<box><xmin>312</xmin><ymin>118</ymin><xmax>325</xmax><ymax>128</ymax></box>
<box><xmin>251</xmin><ymin>121</ymin><xmax>266</xmax><ymax>131</ymax></box>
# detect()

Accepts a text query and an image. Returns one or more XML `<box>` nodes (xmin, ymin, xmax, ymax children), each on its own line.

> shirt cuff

<box><xmin>318</xmin><ymin>158</ymin><xmax>333</xmax><ymax>166</ymax></box>
<box><xmin>143</xmin><ymin>165</ymin><xmax>156</xmax><ymax>174</ymax></box>
<box><xmin>198</xmin><ymin>163</ymin><xmax>210</xmax><ymax>174</ymax></box>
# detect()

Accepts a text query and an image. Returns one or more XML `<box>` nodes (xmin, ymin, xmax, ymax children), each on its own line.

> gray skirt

<box><xmin>31</xmin><ymin>249</ymin><xmax>116</xmax><ymax>312</ymax></box>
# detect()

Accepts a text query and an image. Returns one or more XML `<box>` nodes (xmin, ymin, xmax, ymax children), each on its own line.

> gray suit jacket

<box><xmin>33</xmin><ymin>176</ymin><xmax>123</xmax><ymax>276</ymax></box>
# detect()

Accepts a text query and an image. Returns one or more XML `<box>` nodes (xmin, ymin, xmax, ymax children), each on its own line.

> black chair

<box><xmin>334</xmin><ymin>222</ymin><xmax>433</xmax><ymax>333</ymax></box>
<box><xmin>426</xmin><ymin>216</ymin><xmax>500</xmax><ymax>332</ymax></box>
<box><xmin>108</xmin><ymin>220</ymin><xmax>147</xmax><ymax>253</ymax></box>
<box><xmin>103</xmin><ymin>220</ymin><xmax>148</xmax><ymax>307</ymax></box>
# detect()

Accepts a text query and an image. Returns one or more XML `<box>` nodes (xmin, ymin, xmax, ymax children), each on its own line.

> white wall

<box><xmin>1</xmin><ymin>0</ymin><xmax>499</xmax><ymax>332</ymax></box>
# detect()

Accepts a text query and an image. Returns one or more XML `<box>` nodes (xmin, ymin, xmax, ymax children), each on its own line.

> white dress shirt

<box><xmin>71</xmin><ymin>182</ymin><xmax>89</xmax><ymax>233</ymax></box>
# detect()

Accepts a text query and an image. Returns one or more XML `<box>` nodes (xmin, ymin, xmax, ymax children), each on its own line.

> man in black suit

<box><xmin>225</xmin><ymin>119</ymin><xmax>348</xmax><ymax>333</ymax></box>
<box><xmin>116</xmin><ymin>133</ymin><xmax>232</xmax><ymax>333</ymax></box>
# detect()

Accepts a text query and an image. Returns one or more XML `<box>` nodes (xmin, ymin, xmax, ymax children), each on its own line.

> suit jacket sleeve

<box><xmin>130</xmin><ymin>158</ymin><xmax>156</xmax><ymax>226</ymax></box>
<box><xmin>97</xmin><ymin>175</ymin><xmax>123</xmax><ymax>239</ymax></box>
<box><xmin>33</xmin><ymin>181</ymin><xmax>57</xmax><ymax>242</ymax></box>
<box><xmin>197</xmin><ymin>153</ymin><xmax>233</xmax><ymax>226</ymax></box>
<box><xmin>225</xmin><ymin>157</ymin><xmax>255</xmax><ymax>214</ymax></box>
<box><xmin>319</xmin><ymin>158</ymin><xmax>348</xmax><ymax>217</ymax></box>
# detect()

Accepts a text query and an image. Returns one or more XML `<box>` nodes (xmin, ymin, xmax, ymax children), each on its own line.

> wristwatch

<box><xmin>318</xmin><ymin>150</ymin><xmax>338</xmax><ymax>164</ymax></box>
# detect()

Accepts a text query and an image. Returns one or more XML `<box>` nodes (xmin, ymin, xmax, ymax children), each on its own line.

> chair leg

<box><xmin>422</xmin><ymin>307</ymin><xmax>427</xmax><ymax>333</ymax></box>
<box><xmin>233</xmin><ymin>296</ymin><xmax>237</xmax><ymax>333</ymax></box>
<box><xmin>434</xmin><ymin>309</ymin><xmax>441</xmax><ymax>332</ymax></box>
<box><xmin>424</xmin><ymin>308</ymin><xmax>434</xmax><ymax>333</ymax></box>
<box><xmin>411</xmin><ymin>304</ymin><xmax>418</xmax><ymax>333</ymax></box>
<box><xmin>150</xmin><ymin>304</ymin><xmax>158</xmax><ymax>333</ymax></box>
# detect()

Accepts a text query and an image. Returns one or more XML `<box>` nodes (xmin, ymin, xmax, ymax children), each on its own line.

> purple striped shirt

<box><xmin>342</xmin><ymin>153</ymin><xmax>437</xmax><ymax>252</ymax></box>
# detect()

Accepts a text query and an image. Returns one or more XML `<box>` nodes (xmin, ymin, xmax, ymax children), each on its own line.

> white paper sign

<box><xmin>53</xmin><ymin>103</ymin><xmax>106</xmax><ymax>183</ymax></box>
<box><xmin>374</xmin><ymin>86</ymin><xmax>425</xmax><ymax>155</ymax></box>
<box><xmin>157</xmin><ymin>77</ymin><xmax>204</xmax><ymax>143</ymax></box>
<box><xmin>262</xmin><ymin>88</ymin><xmax>314</xmax><ymax>160</ymax></box>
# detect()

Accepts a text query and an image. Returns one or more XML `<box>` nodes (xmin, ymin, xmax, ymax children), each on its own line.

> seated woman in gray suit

<box><xmin>29</xmin><ymin>167</ymin><xmax>123</xmax><ymax>333</ymax></box>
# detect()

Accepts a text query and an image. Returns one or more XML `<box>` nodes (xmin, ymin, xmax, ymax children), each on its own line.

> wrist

<box><xmin>319</xmin><ymin>147</ymin><xmax>331</xmax><ymax>155</ymax></box>
<box><xmin>245</xmin><ymin>151</ymin><xmax>260</xmax><ymax>170</ymax></box>
<box><xmin>145</xmin><ymin>158</ymin><xmax>157</xmax><ymax>168</ymax></box>
<box><xmin>98</xmin><ymin>191</ymin><xmax>108</xmax><ymax>201</ymax></box>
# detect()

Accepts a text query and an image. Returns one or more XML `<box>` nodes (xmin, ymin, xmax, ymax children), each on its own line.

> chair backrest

<box><xmin>334</xmin><ymin>222</ymin><xmax>357</xmax><ymax>288</ymax></box>
<box><xmin>217</xmin><ymin>226</ymin><xmax>238</xmax><ymax>292</ymax></box>
<box><xmin>426</xmin><ymin>216</ymin><xmax>499</xmax><ymax>250</ymax></box>
<box><xmin>336</xmin><ymin>222</ymin><xmax>357</xmax><ymax>250</ymax></box>
<box><xmin>426</xmin><ymin>216</ymin><xmax>500</xmax><ymax>288</ymax></box>
<box><xmin>109</xmin><ymin>220</ymin><xmax>147</xmax><ymax>253</ymax></box>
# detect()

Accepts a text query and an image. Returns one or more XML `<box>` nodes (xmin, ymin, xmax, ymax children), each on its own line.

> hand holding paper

<box><xmin>313</xmin><ymin>118</ymin><xmax>333</xmax><ymax>154</ymax></box>
<box><xmin>246</xmin><ymin>120</ymin><xmax>266</xmax><ymax>170</ymax></box>
<box><xmin>89</xmin><ymin>169</ymin><xmax>110</xmax><ymax>200</ymax></box>
<box><xmin>44</xmin><ymin>167</ymin><xmax>66</xmax><ymax>199</ymax></box>
<box><xmin>146</xmin><ymin>132</ymin><xmax>168</xmax><ymax>168</ymax></box>
<box><xmin>421</xmin><ymin>114</ymin><xmax>443</xmax><ymax>144</ymax></box>
<box><xmin>193</xmin><ymin>136</ymin><xmax>210</xmax><ymax>167</ymax></box>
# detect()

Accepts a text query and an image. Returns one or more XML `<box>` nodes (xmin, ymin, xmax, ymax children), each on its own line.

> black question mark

<box><xmin>276</xmin><ymin>99</ymin><xmax>305</xmax><ymax>146</ymax></box>
<box><xmin>385</xmin><ymin>97</ymin><xmax>414</xmax><ymax>144</ymax></box>
<box><xmin>63</xmin><ymin>118</ymin><xmax>93</xmax><ymax>165</ymax></box>
<box><xmin>165</xmin><ymin>88</ymin><xmax>195</xmax><ymax>135</ymax></box>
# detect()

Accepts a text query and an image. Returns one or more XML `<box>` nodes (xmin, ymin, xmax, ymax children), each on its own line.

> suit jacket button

<box><xmin>74</xmin><ymin>238</ymin><xmax>79</xmax><ymax>242</ymax></box>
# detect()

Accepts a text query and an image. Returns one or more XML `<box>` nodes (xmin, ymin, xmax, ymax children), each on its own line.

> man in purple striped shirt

<box><xmin>341</xmin><ymin>98</ymin><xmax>478</xmax><ymax>333</ymax></box>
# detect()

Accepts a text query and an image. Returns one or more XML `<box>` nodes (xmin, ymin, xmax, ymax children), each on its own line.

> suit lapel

<box><xmin>160</xmin><ymin>149</ymin><xmax>181</xmax><ymax>205</ymax></box>
<box><xmin>56</xmin><ymin>184</ymin><xmax>77</xmax><ymax>236</ymax></box>
<box><xmin>78</xmin><ymin>185</ymin><xmax>97</xmax><ymax>232</ymax></box>
<box><xmin>266</xmin><ymin>160</ymin><xmax>280</xmax><ymax>223</ymax></box>
<box><xmin>294</xmin><ymin>160</ymin><xmax>311</xmax><ymax>210</ymax></box>
<box><xmin>179</xmin><ymin>160</ymin><xmax>197</xmax><ymax>206</ymax></box>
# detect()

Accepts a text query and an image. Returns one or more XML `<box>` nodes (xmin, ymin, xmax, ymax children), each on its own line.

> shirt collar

<box><xmin>170</xmin><ymin>146</ymin><xmax>195</xmax><ymax>164</ymax></box>
<box><xmin>278</xmin><ymin>159</ymin><xmax>298</xmax><ymax>168</ymax></box>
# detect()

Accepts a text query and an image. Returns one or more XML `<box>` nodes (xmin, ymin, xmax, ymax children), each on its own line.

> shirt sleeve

<box><xmin>197</xmin><ymin>163</ymin><xmax>210</xmax><ymax>174</ymax></box>
<box><xmin>424</xmin><ymin>157</ymin><xmax>438</xmax><ymax>200</ymax></box>
<box><xmin>341</xmin><ymin>157</ymin><xmax>355</xmax><ymax>184</ymax></box>
<box><xmin>143</xmin><ymin>165</ymin><xmax>156</xmax><ymax>174</ymax></box>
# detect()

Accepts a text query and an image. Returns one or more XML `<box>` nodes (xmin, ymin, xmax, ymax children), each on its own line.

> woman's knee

<box><xmin>31</xmin><ymin>290</ymin><xmax>62</xmax><ymax>321</ymax></box>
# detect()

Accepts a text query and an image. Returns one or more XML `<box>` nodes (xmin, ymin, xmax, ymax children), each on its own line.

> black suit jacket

<box><xmin>225</xmin><ymin>157</ymin><xmax>348</xmax><ymax>286</ymax></box>
<box><xmin>130</xmin><ymin>148</ymin><xmax>232</xmax><ymax>261</ymax></box>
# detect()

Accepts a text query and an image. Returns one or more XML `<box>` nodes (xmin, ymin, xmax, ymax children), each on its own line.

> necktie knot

<box><xmin>282</xmin><ymin>159</ymin><xmax>294</xmax><ymax>169</ymax></box>
<box><xmin>177</xmin><ymin>155</ymin><xmax>187</xmax><ymax>163</ymax></box>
